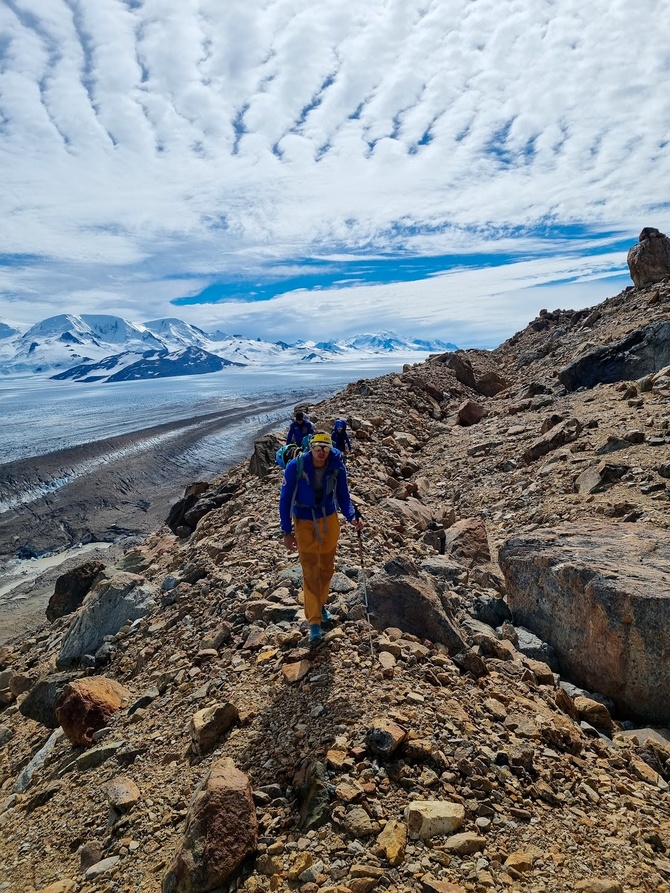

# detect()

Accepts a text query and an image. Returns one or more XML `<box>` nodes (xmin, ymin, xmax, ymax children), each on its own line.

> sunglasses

<box><xmin>311</xmin><ymin>444</ymin><xmax>331</xmax><ymax>452</ymax></box>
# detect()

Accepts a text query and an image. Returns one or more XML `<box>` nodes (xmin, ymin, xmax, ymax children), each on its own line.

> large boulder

<box><xmin>499</xmin><ymin>522</ymin><xmax>670</xmax><ymax>724</ymax></box>
<box><xmin>166</xmin><ymin>482</ymin><xmax>237</xmax><ymax>535</ymax></box>
<box><xmin>367</xmin><ymin>557</ymin><xmax>465</xmax><ymax>653</ymax></box>
<box><xmin>165</xmin><ymin>482</ymin><xmax>210</xmax><ymax>534</ymax></box>
<box><xmin>442</xmin><ymin>352</ymin><xmax>476</xmax><ymax>388</ymax></box>
<box><xmin>57</xmin><ymin>573</ymin><xmax>159</xmax><ymax>668</ymax></box>
<box><xmin>457</xmin><ymin>400</ymin><xmax>486</xmax><ymax>426</ymax></box>
<box><xmin>382</xmin><ymin>497</ymin><xmax>434</xmax><ymax>531</ymax></box>
<box><xmin>559</xmin><ymin>321</ymin><xmax>670</xmax><ymax>391</ymax></box>
<box><xmin>443</xmin><ymin>518</ymin><xmax>491</xmax><ymax>567</ymax></box>
<box><xmin>627</xmin><ymin>227</ymin><xmax>670</xmax><ymax>287</ymax></box>
<box><xmin>440</xmin><ymin>351</ymin><xmax>508</xmax><ymax>396</ymax></box>
<box><xmin>162</xmin><ymin>758</ymin><xmax>257</xmax><ymax>893</ymax></box>
<box><xmin>55</xmin><ymin>677</ymin><xmax>131</xmax><ymax>745</ymax></box>
<box><xmin>46</xmin><ymin>561</ymin><xmax>106</xmax><ymax>622</ymax></box>
<box><xmin>249</xmin><ymin>433</ymin><xmax>281</xmax><ymax>478</ymax></box>
<box><xmin>475</xmin><ymin>370</ymin><xmax>509</xmax><ymax>397</ymax></box>
<box><xmin>190</xmin><ymin>702</ymin><xmax>239</xmax><ymax>756</ymax></box>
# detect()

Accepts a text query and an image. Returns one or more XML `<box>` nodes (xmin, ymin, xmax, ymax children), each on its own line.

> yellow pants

<box><xmin>294</xmin><ymin>514</ymin><xmax>340</xmax><ymax>625</ymax></box>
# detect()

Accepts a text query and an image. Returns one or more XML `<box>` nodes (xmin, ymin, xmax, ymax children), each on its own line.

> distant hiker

<box><xmin>286</xmin><ymin>410</ymin><xmax>314</xmax><ymax>446</ymax></box>
<box><xmin>279</xmin><ymin>431</ymin><xmax>363</xmax><ymax>646</ymax></box>
<box><xmin>331</xmin><ymin>418</ymin><xmax>352</xmax><ymax>456</ymax></box>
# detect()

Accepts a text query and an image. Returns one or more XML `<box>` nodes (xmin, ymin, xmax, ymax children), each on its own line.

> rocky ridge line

<box><xmin>0</xmin><ymin>275</ymin><xmax>669</xmax><ymax>893</ymax></box>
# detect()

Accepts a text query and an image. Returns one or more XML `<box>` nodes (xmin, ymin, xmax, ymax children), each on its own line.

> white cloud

<box><xmin>172</xmin><ymin>251</ymin><xmax>631</xmax><ymax>347</ymax></box>
<box><xmin>0</xmin><ymin>0</ymin><xmax>668</xmax><ymax>341</ymax></box>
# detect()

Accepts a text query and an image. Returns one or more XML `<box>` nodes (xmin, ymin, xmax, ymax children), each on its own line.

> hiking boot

<box><xmin>321</xmin><ymin>606</ymin><xmax>335</xmax><ymax>624</ymax></box>
<box><xmin>309</xmin><ymin>624</ymin><xmax>323</xmax><ymax>646</ymax></box>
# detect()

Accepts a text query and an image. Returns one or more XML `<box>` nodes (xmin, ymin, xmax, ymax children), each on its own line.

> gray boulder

<box><xmin>367</xmin><ymin>558</ymin><xmax>465</xmax><ymax>653</ymax></box>
<box><xmin>249</xmin><ymin>433</ymin><xmax>281</xmax><ymax>478</ymax></box>
<box><xmin>627</xmin><ymin>227</ymin><xmax>670</xmax><ymax>287</ymax></box>
<box><xmin>559</xmin><ymin>321</ymin><xmax>670</xmax><ymax>391</ymax></box>
<box><xmin>499</xmin><ymin>522</ymin><xmax>670</xmax><ymax>724</ymax></box>
<box><xmin>293</xmin><ymin>757</ymin><xmax>331</xmax><ymax>830</ymax></box>
<box><xmin>421</xmin><ymin>556</ymin><xmax>467</xmax><ymax>585</ymax></box>
<box><xmin>514</xmin><ymin>626</ymin><xmax>558</xmax><ymax>671</ymax></box>
<box><xmin>441</xmin><ymin>352</ymin><xmax>476</xmax><ymax>388</ymax></box>
<box><xmin>473</xmin><ymin>594</ymin><xmax>512</xmax><ymax>628</ymax></box>
<box><xmin>57</xmin><ymin>573</ymin><xmax>159</xmax><ymax>668</ymax></box>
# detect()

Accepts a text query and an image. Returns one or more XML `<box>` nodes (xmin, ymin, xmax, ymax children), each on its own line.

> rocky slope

<box><xmin>0</xmin><ymin>276</ymin><xmax>669</xmax><ymax>893</ymax></box>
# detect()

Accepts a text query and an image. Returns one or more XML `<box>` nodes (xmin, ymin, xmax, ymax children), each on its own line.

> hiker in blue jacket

<box><xmin>331</xmin><ymin>418</ymin><xmax>352</xmax><ymax>456</ymax></box>
<box><xmin>280</xmin><ymin>431</ymin><xmax>363</xmax><ymax>645</ymax></box>
<box><xmin>286</xmin><ymin>410</ymin><xmax>314</xmax><ymax>446</ymax></box>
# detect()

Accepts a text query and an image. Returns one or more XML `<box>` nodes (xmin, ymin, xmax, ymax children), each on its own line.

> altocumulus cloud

<box><xmin>0</xmin><ymin>0</ymin><xmax>668</xmax><ymax>344</ymax></box>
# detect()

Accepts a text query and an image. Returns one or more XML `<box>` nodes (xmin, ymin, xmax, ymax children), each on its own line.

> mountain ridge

<box><xmin>0</xmin><ymin>314</ymin><xmax>457</xmax><ymax>381</ymax></box>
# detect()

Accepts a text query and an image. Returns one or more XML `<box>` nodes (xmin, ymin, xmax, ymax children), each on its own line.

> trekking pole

<box><xmin>354</xmin><ymin>507</ymin><xmax>375</xmax><ymax>666</ymax></box>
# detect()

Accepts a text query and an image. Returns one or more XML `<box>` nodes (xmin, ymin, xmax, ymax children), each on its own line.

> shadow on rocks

<box><xmin>233</xmin><ymin>642</ymin><xmax>340</xmax><ymax>833</ymax></box>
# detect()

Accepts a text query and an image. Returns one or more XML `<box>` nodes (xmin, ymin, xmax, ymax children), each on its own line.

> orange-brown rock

<box><xmin>163</xmin><ymin>758</ymin><xmax>257</xmax><ymax>893</ymax></box>
<box><xmin>55</xmin><ymin>677</ymin><xmax>131</xmax><ymax>746</ymax></box>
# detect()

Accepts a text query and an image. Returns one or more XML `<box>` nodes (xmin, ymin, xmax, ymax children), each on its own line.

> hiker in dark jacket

<box><xmin>279</xmin><ymin>431</ymin><xmax>363</xmax><ymax>645</ymax></box>
<box><xmin>286</xmin><ymin>410</ymin><xmax>314</xmax><ymax>446</ymax></box>
<box><xmin>331</xmin><ymin>418</ymin><xmax>352</xmax><ymax>456</ymax></box>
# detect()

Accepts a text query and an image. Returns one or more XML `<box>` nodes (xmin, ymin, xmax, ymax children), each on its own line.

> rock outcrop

<box><xmin>499</xmin><ymin>522</ymin><xmax>670</xmax><ymax>722</ymax></box>
<box><xmin>559</xmin><ymin>320</ymin><xmax>670</xmax><ymax>390</ymax></box>
<box><xmin>627</xmin><ymin>226</ymin><xmax>670</xmax><ymax>287</ymax></box>
<box><xmin>56</xmin><ymin>572</ymin><xmax>159</xmax><ymax>668</ymax></box>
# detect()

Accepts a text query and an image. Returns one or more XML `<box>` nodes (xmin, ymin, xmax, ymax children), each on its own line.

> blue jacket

<box><xmin>286</xmin><ymin>419</ymin><xmax>314</xmax><ymax>445</ymax></box>
<box><xmin>279</xmin><ymin>449</ymin><xmax>356</xmax><ymax>533</ymax></box>
<box><xmin>331</xmin><ymin>427</ymin><xmax>351</xmax><ymax>451</ymax></box>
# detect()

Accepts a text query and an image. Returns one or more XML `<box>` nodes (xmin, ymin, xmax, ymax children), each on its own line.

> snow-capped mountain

<box><xmin>0</xmin><ymin>313</ymin><xmax>457</xmax><ymax>383</ymax></box>
<box><xmin>3</xmin><ymin>314</ymin><xmax>163</xmax><ymax>375</ymax></box>
<box><xmin>52</xmin><ymin>346</ymin><xmax>244</xmax><ymax>383</ymax></box>
<box><xmin>143</xmin><ymin>318</ymin><xmax>211</xmax><ymax>350</ymax></box>
<box><xmin>342</xmin><ymin>332</ymin><xmax>457</xmax><ymax>352</ymax></box>
<box><xmin>0</xmin><ymin>322</ymin><xmax>19</xmax><ymax>340</ymax></box>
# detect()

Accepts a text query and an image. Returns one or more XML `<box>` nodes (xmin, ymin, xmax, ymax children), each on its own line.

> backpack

<box><xmin>276</xmin><ymin>443</ymin><xmax>302</xmax><ymax>470</ymax></box>
<box><xmin>290</xmin><ymin>450</ymin><xmax>342</xmax><ymax>517</ymax></box>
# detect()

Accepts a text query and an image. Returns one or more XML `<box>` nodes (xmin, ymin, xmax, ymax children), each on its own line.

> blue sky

<box><xmin>1</xmin><ymin>0</ymin><xmax>668</xmax><ymax>348</ymax></box>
